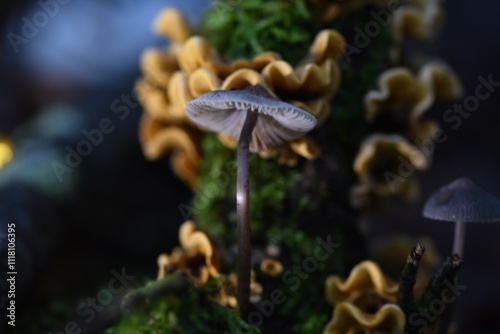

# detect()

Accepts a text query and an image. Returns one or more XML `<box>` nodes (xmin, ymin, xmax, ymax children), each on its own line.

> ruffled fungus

<box><xmin>153</xmin><ymin>8</ymin><xmax>190</xmax><ymax>43</ymax></box>
<box><xmin>156</xmin><ymin>221</ymin><xmax>219</xmax><ymax>285</ymax></box>
<box><xmin>323</xmin><ymin>302</ymin><xmax>406</xmax><ymax>334</ymax></box>
<box><xmin>351</xmin><ymin>134</ymin><xmax>429</xmax><ymax>205</ymax></box>
<box><xmin>365</xmin><ymin>63</ymin><xmax>462</xmax><ymax>141</ymax></box>
<box><xmin>139</xmin><ymin>115</ymin><xmax>202</xmax><ymax>187</ymax></box>
<box><xmin>324</xmin><ymin>261</ymin><xmax>404</xmax><ymax>334</ymax></box>
<box><xmin>326</xmin><ymin>260</ymin><xmax>398</xmax><ymax>305</ymax></box>
<box><xmin>137</xmin><ymin>7</ymin><xmax>345</xmax><ymax>184</ymax></box>
<box><xmin>391</xmin><ymin>0</ymin><xmax>443</xmax><ymax>42</ymax></box>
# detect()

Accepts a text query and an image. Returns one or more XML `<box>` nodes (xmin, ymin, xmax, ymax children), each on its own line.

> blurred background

<box><xmin>0</xmin><ymin>0</ymin><xmax>498</xmax><ymax>332</ymax></box>
<box><xmin>369</xmin><ymin>1</ymin><xmax>500</xmax><ymax>330</ymax></box>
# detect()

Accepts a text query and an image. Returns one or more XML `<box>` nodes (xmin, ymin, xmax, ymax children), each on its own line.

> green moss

<box><xmin>262</xmin><ymin>229</ymin><xmax>350</xmax><ymax>333</ymax></box>
<box><xmin>188</xmin><ymin>133</ymin><xmax>234</xmax><ymax>237</ymax></box>
<box><xmin>248</xmin><ymin>157</ymin><xmax>302</xmax><ymax>242</ymax></box>
<box><xmin>192</xmin><ymin>133</ymin><xmax>301</xmax><ymax>246</ymax></box>
<box><xmin>200</xmin><ymin>0</ymin><xmax>319</xmax><ymax>65</ymax></box>
<box><xmin>108</xmin><ymin>280</ymin><xmax>259</xmax><ymax>334</ymax></box>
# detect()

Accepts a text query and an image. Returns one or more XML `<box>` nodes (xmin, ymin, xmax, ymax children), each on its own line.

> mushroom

<box><xmin>260</xmin><ymin>258</ymin><xmax>284</xmax><ymax>277</ymax></box>
<box><xmin>185</xmin><ymin>85</ymin><xmax>316</xmax><ymax>318</ymax></box>
<box><xmin>157</xmin><ymin>253</ymin><xmax>170</xmax><ymax>279</ymax></box>
<box><xmin>422</xmin><ymin>177</ymin><xmax>500</xmax><ymax>257</ymax></box>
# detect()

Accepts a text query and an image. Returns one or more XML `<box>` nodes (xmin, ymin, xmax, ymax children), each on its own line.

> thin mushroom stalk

<box><xmin>236</xmin><ymin>109</ymin><xmax>258</xmax><ymax>319</ymax></box>
<box><xmin>185</xmin><ymin>85</ymin><xmax>317</xmax><ymax>321</ymax></box>
<box><xmin>452</xmin><ymin>220</ymin><xmax>465</xmax><ymax>257</ymax></box>
<box><xmin>422</xmin><ymin>177</ymin><xmax>500</xmax><ymax>331</ymax></box>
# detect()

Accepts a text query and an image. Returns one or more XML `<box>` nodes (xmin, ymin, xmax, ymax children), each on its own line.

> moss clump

<box><xmin>186</xmin><ymin>133</ymin><xmax>235</xmax><ymax>237</ymax></box>
<box><xmin>200</xmin><ymin>0</ymin><xmax>318</xmax><ymax>65</ymax></box>
<box><xmin>191</xmin><ymin>133</ymin><xmax>301</xmax><ymax>246</ymax></box>
<box><xmin>259</xmin><ymin>228</ymin><xmax>351</xmax><ymax>333</ymax></box>
<box><xmin>108</xmin><ymin>278</ymin><xmax>259</xmax><ymax>334</ymax></box>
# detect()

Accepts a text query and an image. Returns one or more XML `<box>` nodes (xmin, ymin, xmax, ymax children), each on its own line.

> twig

<box><xmin>120</xmin><ymin>272</ymin><xmax>190</xmax><ymax>313</ymax></box>
<box><xmin>420</xmin><ymin>254</ymin><xmax>462</xmax><ymax>334</ymax></box>
<box><xmin>420</xmin><ymin>254</ymin><xmax>462</xmax><ymax>306</ymax></box>
<box><xmin>398</xmin><ymin>243</ymin><xmax>425</xmax><ymax>306</ymax></box>
<box><xmin>399</xmin><ymin>243</ymin><xmax>425</xmax><ymax>334</ymax></box>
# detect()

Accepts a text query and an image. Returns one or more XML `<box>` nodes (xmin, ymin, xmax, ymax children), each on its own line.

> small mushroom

<box><xmin>157</xmin><ymin>253</ymin><xmax>170</xmax><ymax>279</ymax></box>
<box><xmin>323</xmin><ymin>302</ymin><xmax>406</xmax><ymax>334</ymax></box>
<box><xmin>185</xmin><ymin>85</ymin><xmax>316</xmax><ymax>318</ymax></box>
<box><xmin>422</xmin><ymin>177</ymin><xmax>500</xmax><ymax>257</ymax></box>
<box><xmin>260</xmin><ymin>258</ymin><xmax>284</xmax><ymax>277</ymax></box>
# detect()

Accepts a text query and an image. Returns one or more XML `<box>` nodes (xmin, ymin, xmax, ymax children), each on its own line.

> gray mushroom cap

<box><xmin>423</xmin><ymin>177</ymin><xmax>500</xmax><ymax>223</ymax></box>
<box><xmin>185</xmin><ymin>86</ymin><xmax>317</xmax><ymax>152</ymax></box>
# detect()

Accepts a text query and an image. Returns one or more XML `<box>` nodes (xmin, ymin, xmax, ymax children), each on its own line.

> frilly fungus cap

<box><xmin>350</xmin><ymin>133</ymin><xmax>430</xmax><ymax>207</ymax></box>
<box><xmin>423</xmin><ymin>177</ymin><xmax>500</xmax><ymax>223</ymax></box>
<box><xmin>324</xmin><ymin>260</ymin><xmax>404</xmax><ymax>334</ymax></box>
<box><xmin>326</xmin><ymin>260</ymin><xmax>399</xmax><ymax>305</ymax></box>
<box><xmin>156</xmin><ymin>221</ymin><xmax>219</xmax><ymax>285</ymax></box>
<box><xmin>323</xmin><ymin>302</ymin><xmax>405</xmax><ymax>334</ymax></box>
<box><xmin>185</xmin><ymin>86</ymin><xmax>317</xmax><ymax>152</ymax></box>
<box><xmin>364</xmin><ymin>62</ymin><xmax>462</xmax><ymax>141</ymax></box>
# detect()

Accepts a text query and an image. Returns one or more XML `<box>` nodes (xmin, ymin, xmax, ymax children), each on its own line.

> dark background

<box><xmin>369</xmin><ymin>1</ymin><xmax>500</xmax><ymax>329</ymax></box>
<box><xmin>0</xmin><ymin>0</ymin><xmax>499</xmax><ymax>332</ymax></box>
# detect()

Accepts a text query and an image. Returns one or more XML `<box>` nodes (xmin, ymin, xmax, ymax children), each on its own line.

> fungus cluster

<box><xmin>156</xmin><ymin>221</ymin><xmax>219</xmax><ymax>285</ymax></box>
<box><xmin>351</xmin><ymin>62</ymin><xmax>462</xmax><ymax>206</ymax></box>
<box><xmin>136</xmin><ymin>8</ymin><xmax>345</xmax><ymax>188</ymax></box>
<box><xmin>324</xmin><ymin>261</ymin><xmax>405</xmax><ymax>333</ymax></box>
<box><xmin>156</xmin><ymin>220</ymin><xmax>264</xmax><ymax>310</ymax></box>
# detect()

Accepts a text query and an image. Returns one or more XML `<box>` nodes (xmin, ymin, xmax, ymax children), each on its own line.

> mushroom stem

<box><xmin>452</xmin><ymin>220</ymin><xmax>465</xmax><ymax>257</ymax></box>
<box><xmin>236</xmin><ymin>109</ymin><xmax>258</xmax><ymax>320</ymax></box>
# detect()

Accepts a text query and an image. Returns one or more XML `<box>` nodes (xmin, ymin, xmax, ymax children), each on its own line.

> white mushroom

<box><xmin>185</xmin><ymin>86</ymin><xmax>317</xmax><ymax>152</ymax></box>
<box><xmin>423</xmin><ymin>177</ymin><xmax>500</xmax><ymax>257</ymax></box>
